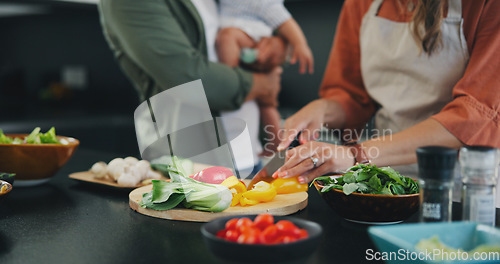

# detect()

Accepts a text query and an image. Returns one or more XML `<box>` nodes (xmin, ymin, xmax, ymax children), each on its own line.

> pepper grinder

<box><xmin>417</xmin><ymin>146</ymin><xmax>458</xmax><ymax>222</ymax></box>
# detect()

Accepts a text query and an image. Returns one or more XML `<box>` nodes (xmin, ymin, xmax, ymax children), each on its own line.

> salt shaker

<box><xmin>460</xmin><ymin>146</ymin><xmax>500</xmax><ymax>226</ymax></box>
<box><xmin>417</xmin><ymin>146</ymin><xmax>458</xmax><ymax>222</ymax></box>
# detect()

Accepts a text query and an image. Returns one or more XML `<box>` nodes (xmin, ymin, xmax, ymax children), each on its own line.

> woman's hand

<box><xmin>278</xmin><ymin>99</ymin><xmax>347</xmax><ymax>151</ymax></box>
<box><xmin>273</xmin><ymin>141</ymin><xmax>355</xmax><ymax>183</ymax></box>
<box><xmin>277</xmin><ymin>99</ymin><xmax>333</xmax><ymax>151</ymax></box>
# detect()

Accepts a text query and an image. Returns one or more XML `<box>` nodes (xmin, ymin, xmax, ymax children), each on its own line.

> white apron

<box><xmin>360</xmin><ymin>0</ymin><xmax>469</xmax><ymax>177</ymax></box>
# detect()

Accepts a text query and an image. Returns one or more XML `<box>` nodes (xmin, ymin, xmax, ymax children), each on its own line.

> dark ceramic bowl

<box><xmin>0</xmin><ymin>180</ymin><xmax>13</xmax><ymax>202</ymax></box>
<box><xmin>0</xmin><ymin>134</ymin><xmax>79</xmax><ymax>187</ymax></box>
<box><xmin>201</xmin><ymin>215</ymin><xmax>322</xmax><ymax>263</ymax></box>
<box><xmin>313</xmin><ymin>176</ymin><xmax>419</xmax><ymax>224</ymax></box>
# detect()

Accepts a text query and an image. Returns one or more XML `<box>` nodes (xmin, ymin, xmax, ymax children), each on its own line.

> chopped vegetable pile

<box><xmin>313</xmin><ymin>164</ymin><xmax>419</xmax><ymax>195</ymax></box>
<box><xmin>216</xmin><ymin>214</ymin><xmax>309</xmax><ymax>245</ymax></box>
<box><xmin>0</xmin><ymin>127</ymin><xmax>62</xmax><ymax>144</ymax></box>
<box><xmin>221</xmin><ymin>178</ymin><xmax>277</xmax><ymax>207</ymax></box>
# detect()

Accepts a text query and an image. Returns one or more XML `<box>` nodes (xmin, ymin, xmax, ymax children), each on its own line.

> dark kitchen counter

<box><xmin>0</xmin><ymin>148</ymin><xmax>498</xmax><ymax>264</ymax></box>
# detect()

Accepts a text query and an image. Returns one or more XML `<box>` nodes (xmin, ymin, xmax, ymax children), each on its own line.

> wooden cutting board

<box><xmin>129</xmin><ymin>181</ymin><xmax>308</xmax><ymax>222</ymax></box>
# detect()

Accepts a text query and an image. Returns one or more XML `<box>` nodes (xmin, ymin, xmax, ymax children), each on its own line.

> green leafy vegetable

<box><xmin>150</xmin><ymin>156</ymin><xmax>194</xmax><ymax>178</ymax></box>
<box><xmin>139</xmin><ymin>156</ymin><xmax>232</xmax><ymax>212</ymax></box>
<box><xmin>0</xmin><ymin>127</ymin><xmax>60</xmax><ymax>144</ymax></box>
<box><xmin>0</xmin><ymin>130</ymin><xmax>13</xmax><ymax>144</ymax></box>
<box><xmin>313</xmin><ymin>164</ymin><xmax>419</xmax><ymax>195</ymax></box>
<box><xmin>25</xmin><ymin>127</ymin><xmax>42</xmax><ymax>144</ymax></box>
<box><xmin>39</xmin><ymin>127</ymin><xmax>59</xmax><ymax>144</ymax></box>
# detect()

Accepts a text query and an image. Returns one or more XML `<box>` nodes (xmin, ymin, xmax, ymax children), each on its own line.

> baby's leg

<box><xmin>216</xmin><ymin>27</ymin><xmax>256</xmax><ymax>67</ymax></box>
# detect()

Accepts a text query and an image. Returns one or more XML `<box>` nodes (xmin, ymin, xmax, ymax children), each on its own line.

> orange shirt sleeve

<box><xmin>432</xmin><ymin>0</ymin><xmax>500</xmax><ymax>148</ymax></box>
<box><xmin>319</xmin><ymin>0</ymin><xmax>376</xmax><ymax>131</ymax></box>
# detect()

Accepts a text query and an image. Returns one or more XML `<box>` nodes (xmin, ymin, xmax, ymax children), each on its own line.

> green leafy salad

<box><xmin>0</xmin><ymin>127</ymin><xmax>61</xmax><ymax>144</ymax></box>
<box><xmin>313</xmin><ymin>164</ymin><xmax>419</xmax><ymax>195</ymax></box>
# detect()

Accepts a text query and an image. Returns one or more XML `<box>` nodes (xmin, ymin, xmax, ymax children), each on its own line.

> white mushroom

<box><xmin>90</xmin><ymin>161</ymin><xmax>108</xmax><ymax>179</ymax></box>
<box><xmin>146</xmin><ymin>169</ymin><xmax>162</xmax><ymax>180</ymax></box>
<box><xmin>130</xmin><ymin>160</ymin><xmax>151</xmax><ymax>181</ymax></box>
<box><xmin>117</xmin><ymin>172</ymin><xmax>141</xmax><ymax>186</ymax></box>
<box><xmin>124</xmin><ymin>156</ymin><xmax>139</xmax><ymax>166</ymax></box>
<box><xmin>107</xmin><ymin>158</ymin><xmax>128</xmax><ymax>181</ymax></box>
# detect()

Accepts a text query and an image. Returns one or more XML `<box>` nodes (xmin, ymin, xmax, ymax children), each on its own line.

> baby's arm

<box><xmin>278</xmin><ymin>19</ymin><xmax>314</xmax><ymax>74</ymax></box>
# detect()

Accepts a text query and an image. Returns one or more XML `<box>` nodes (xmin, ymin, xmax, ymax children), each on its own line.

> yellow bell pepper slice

<box><xmin>221</xmin><ymin>176</ymin><xmax>248</xmax><ymax>207</ymax></box>
<box><xmin>242</xmin><ymin>181</ymin><xmax>277</xmax><ymax>202</ymax></box>
<box><xmin>239</xmin><ymin>196</ymin><xmax>260</xmax><ymax>206</ymax></box>
<box><xmin>271</xmin><ymin>177</ymin><xmax>308</xmax><ymax>194</ymax></box>
<box><xmin>231</xmin><ymin>193</ymin><xmax>243</xmax><ymax>207</ymax></box>
<box><xmin>220</xmin><ymin>176</ymin><xmax>247</xmax><ymax>193</ymax></box>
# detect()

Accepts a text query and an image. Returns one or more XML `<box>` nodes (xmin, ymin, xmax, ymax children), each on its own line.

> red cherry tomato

<box><xmin>225</xmin><ymin>229</ymin><xmax>240</xmax><ymax>242</ymax></box>
<box><xmin>236</xmin><ymin>218</ymin><xmax>253</xmax><ymax>233</ymax></box>
<box><xmin>280</xmin><ymin>235</ymin><xmax>298</xmax><ymax>244</ymax></box>
<box><xmin>216</xmin><ymin>229</ymin><xmax>226</xmax><ymax>238</ymax></box>
<box><xmin>275</xmin><ymin>220</ymin><xmax>301</xmax><ymax>238</ymax></box>
<box><xmin>237</xmin><ymin>228</ymin><xmax>261</xmax><ymax>244</ymax></box>
<box><xmin>260</xmin><ymin>225</ymin><xmax>279</xmax><ymax>245</ymax></box>
<box><xmin>253</xmin><ymin>213</ymin><xmax>274</xmax><ymax>231</ymax></box>
<box><xmin>299</xmin><ymin>229</ymin><xmax>309</xmax><ymax>239</ymax></box>
<box><xmin>225</xmin><ymin>218</ymin><xmax>239</xmax><ymax>230</ymax></box>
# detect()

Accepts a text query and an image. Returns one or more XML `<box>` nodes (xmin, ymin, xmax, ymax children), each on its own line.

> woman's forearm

<box><xmin>362</xmin><ymin>118</ymin><xmax>463</xmax><ymax>166</ymax></box>
<box><xmin>321</xmin><ymin>99</ymin><xmax>347</xmax><ymax>129</ymax></box>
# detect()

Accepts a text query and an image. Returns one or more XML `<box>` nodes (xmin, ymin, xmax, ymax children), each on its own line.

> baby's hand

<box><xmin>290</xmin><ymin>43</ymin><xmax>314</xmax><ymax>74</ymax></box>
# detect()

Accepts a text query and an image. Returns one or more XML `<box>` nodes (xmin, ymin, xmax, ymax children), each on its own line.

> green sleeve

<box><xmin>100</xmin><ymin>0</ymin><xmax>253</xmax><ymax>111</ymax></box>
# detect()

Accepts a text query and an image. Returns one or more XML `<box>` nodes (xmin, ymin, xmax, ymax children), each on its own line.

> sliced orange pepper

<box><xmin>271</xmin><ymin>177</ymin><xmax>308</xmax><ymax>194</ymax></box>
<box><xmin>242</xmin><ymin>181</ymin><xmax>277</xmax><ymax>202</ymax></box>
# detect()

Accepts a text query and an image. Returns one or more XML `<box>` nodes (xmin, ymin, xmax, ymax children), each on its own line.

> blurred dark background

<box><xmin>0</xmin><ymin>0</ymin><xmax>344</xmax><ymax>156</ymax></box>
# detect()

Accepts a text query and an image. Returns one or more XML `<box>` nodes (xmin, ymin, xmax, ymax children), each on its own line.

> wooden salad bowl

<box><xmin>313</xmin><ymin>176</ymin><xmax>419</xmax><ymax>224</ymax></box>
<box><xmin>0</xmin><ymin>134</ymin><xmax>79</xmax><ymax>186</ymax></box>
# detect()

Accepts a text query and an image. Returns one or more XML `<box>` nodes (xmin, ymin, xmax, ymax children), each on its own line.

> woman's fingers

<box><xmin>277</xmin><ymin>120</ymin><xmax>304</xmax><ymax>151</ymax></box>
<box><xmin>299</xmin><ymin>124</ymin><xmax>319</xmax><ymax>144</ymax></box>
<box><xmin>274</xmin><ymin>143</ymin><xmax>320</xmax><ymax>177</ymax></box>
<box><xmin>274</xmin><ymin>143</ymin><xmax>355</xmax><ymax>183</ymax></box>
<box><xmin>297</xmin><ymin>163</ymin><xmax>331</xmax><ymax>184</ymax></box>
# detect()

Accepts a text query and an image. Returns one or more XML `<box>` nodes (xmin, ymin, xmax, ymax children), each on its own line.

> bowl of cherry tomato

<box><xmin>201</xmin><ymin>213</ymin><xmax>322</xmax><ymax>263</ymax></box>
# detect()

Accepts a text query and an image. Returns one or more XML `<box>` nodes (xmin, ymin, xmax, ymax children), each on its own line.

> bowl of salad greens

<box><xmin>0</xmin><ymin>127</ymin><xmax>79</xmax><ymax>187</ymax></box>
<box><xmin>312</xmin><ymin>164</ymin><xmax>419</xmax><ymax>224</ymax></box>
